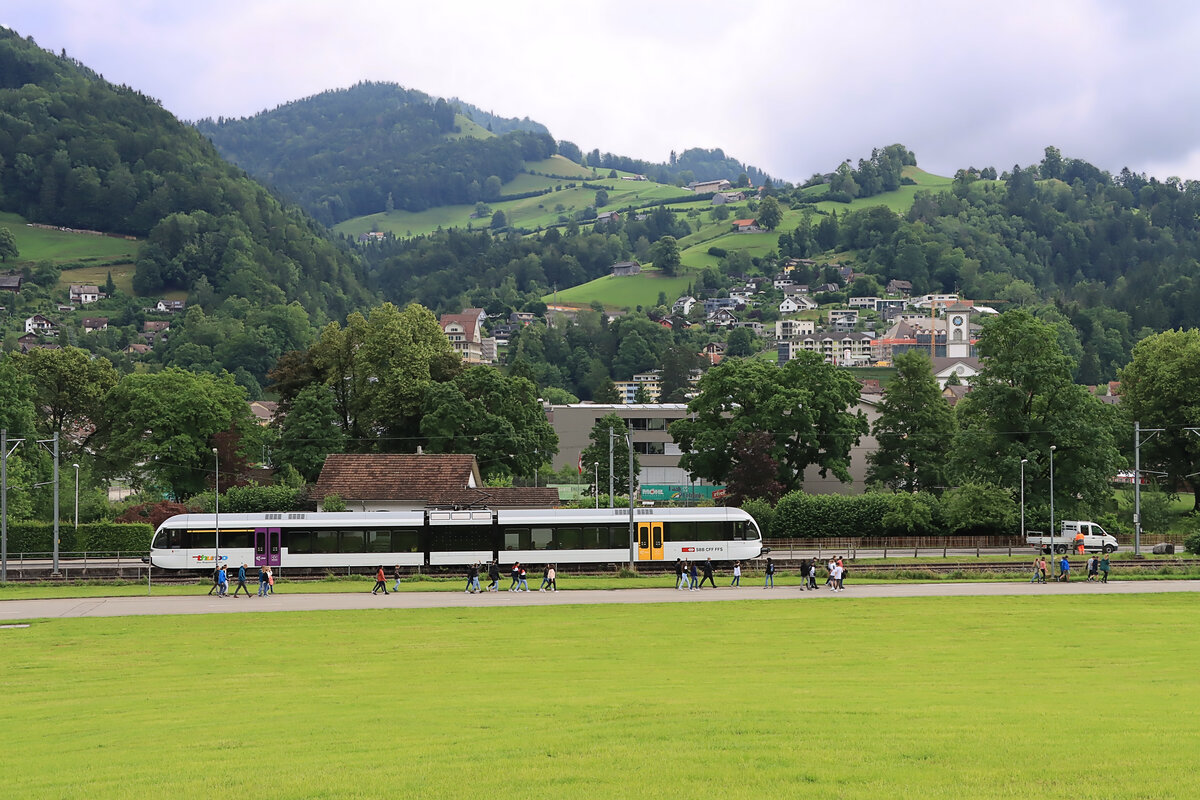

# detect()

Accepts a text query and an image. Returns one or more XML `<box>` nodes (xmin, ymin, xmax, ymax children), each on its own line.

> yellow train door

<box><xmin>638</xmin><ymin>521</ymin><xmax>664</xmax><ymax>561</ymax></box>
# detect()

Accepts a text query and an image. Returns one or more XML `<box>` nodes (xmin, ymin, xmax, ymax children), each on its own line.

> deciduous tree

<box><xmin>867</xmin><ymin>350</ymin><xmax>955</xmax><ymax>492</ymax></box>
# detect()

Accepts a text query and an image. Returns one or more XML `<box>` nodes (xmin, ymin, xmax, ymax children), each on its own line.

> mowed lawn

<box><xmin>0</xmin><ymin>211</ymin><xmax>138</xmax><ymax>265</ymax></box>
<box><xmin>2</xmin><ymin>595</ymin><xmax>1198</xmax><ymax>798</ymax></box>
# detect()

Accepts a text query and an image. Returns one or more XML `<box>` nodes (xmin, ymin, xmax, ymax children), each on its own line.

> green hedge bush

<box><xmin>772</xmin><ymin>491</ymin><xmax>900</xmax><ymax>539</ymax></box>
<box><xmin>4</xmin><ymin>522</ymin><xmax>153</xmax><ymax>553</ymax></box>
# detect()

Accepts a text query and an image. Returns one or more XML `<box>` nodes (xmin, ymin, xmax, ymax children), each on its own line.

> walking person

<box><xmin>1087</xmin><ymin>555</ymin><xmax>1099</xmax><ymax>582</ymax></box>
<box><xmin>698</xmin><ymin>558</ymin><xmax>716</xmax><ymax>589</ymax></box>
<box><xmin>539</xmin><ymin>566</ymin><xmax>553</xmax><ymax>592</ymax></box>
<box><xmin>509</xmin><ymin>562</ymin><xmax>521</xmax><ymax>591</ymax></box>
<box><xmin>731</xmin><ymin>561</ymin><xmax>741</xmax><ymax>587</ymax></box>
<box><xmin>207</xmin><ymin>564</ymin><xmax>220</xmax><ymax>595</ymax></box>
<box><xmin>232</xmin><ymin>563</ymin><xmax>252</xmax><ymax>597</ymax></box>
<box><xmin>1038</xmin><ymin>556</ymin><xmax>1048</xmax><ymax>584</ymax></box>
<box><xmin>797</xmin><ymin>559</ymin><xmax>808</xmax><ymax>591</ymax></box>
<box><xmin>675</xmin><ymin>559</ymin><xmax>685</xmax><ymax>589</ymax></box>
<box><xmin>216</xmin><ymin>564</ymin><xmax>228</xmax><ymax>597</ymax></box>
<box><xmin>393</xmin><ymin>565</ymin><xmax>402</xmax><ymax>592</ymax></box>
<box><xmin>763</xmin><ymin>557</ymin><xmax>775</xmax><ymax>589</ymax></box>
<box><xmin>690</xmin><ymin>560</ymin><xmax>699</xmax><ymax>590</ymax></box>
<box><xmin>487</xmin><ymin>560</ymin><xmax>500</xmax><ymax>592</ymax></box>
<box><xmin>1059</xmin><ymin>555</ymin><xmax>1070</xmax><ymax>582</ymax></box>
<box><xmin>464</xmin><ymin>563</ymin><xmax>477</xmax><ymax>593</ymax></box>
<box><xmin>266</xmin><ymin>566</ymin><xmax>274</xmax><ymax>595</ymax></box>
<box><xmin>258</xmin><ymin>565</ymin><xmax>269</xmax><ymax>596</ymax></box>
<box><xmin>1030</xmin><ymin>558</ymin><xmax>1041</xmax><ymax>584</ymax></box>
<box><xmin>825</xmin><ymin>559</ymin><xmax>836</xmax><ymax>588</ymax></box>
<box><xmin>831</xmin><ymin>561</ymin><xmax>845</xmax><ymax>592</ymax></box>
<box><xmin>371</xmin><ymin>565</ymin><xmax>389</xmax><ymax>595</ymax></box>
<box><xmin>518</xmin><ymin>564</ymin><xmax>529</xmax><ymax>592</ymax></box>
<box><xmin>544</xmin><ymin>565</ymin><xmax>557</xmax><ymax>592</ymax></box>
<box><xmin>807</xmin><ymin>561</ymin><xmax>817</xmax><ymax>590</ymax></box>
<box><xmin>679</xmin><ymin>561</ymin><xmax>692</xmax><ymax>590</ymax></box>
<box><xmin>1100</xmin><ymin>554</ymin><xmax>1110</xmax><ymax>583</ymax></box>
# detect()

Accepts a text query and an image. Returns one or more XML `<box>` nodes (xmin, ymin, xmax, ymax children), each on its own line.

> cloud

<box><xmin>6</xmin><ymin>0</ymin><xmax>1200</xmax><ymax>181</ymax></box>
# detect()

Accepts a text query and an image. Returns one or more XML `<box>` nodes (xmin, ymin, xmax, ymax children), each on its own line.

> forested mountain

<box><xmin>0</xmin><ymin>28</ymin><xmax>375</xmax><ymax>321</ymax></box>
<box><xmin>196</xmin><ymin>82</ymin><xmax>559</xmax><ymax>225</ymax></box>
<box><xmin>580</xmin><ymin>146</ymin><xmax>774</xmax><ymax>188</ymax></box>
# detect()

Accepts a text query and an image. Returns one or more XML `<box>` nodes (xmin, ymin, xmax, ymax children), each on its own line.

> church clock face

<box><xmin>951</xmin><ymin>315</ymin><xmax>964</xmax><ymax>326</ymax></box>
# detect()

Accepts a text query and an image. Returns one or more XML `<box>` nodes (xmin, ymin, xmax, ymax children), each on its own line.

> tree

<box><xmin>650</xmin><ymin>235</ymin><xmax>681</xmax><ymax>277</ymax></box>
<box><xmin>757</xmin><ymin>195</ymin><xmax>783</xmax><ymax>231</ymax></box>
<box><xmin>670</xmin><ymin>353</ymin><xmax>868</xmax><ymax>493</ymax></box>
<box><xmin>942</xmin><ymin>483</ymin><xmax>1016</xmax><ymax>535</ymax></box>
<box><xmin>1118</xmin><ymin>329</ymin><xmax>1200</xmax><ymax>511</ymax></box>
<box><xmin>94</xmin><ymin>368</ymin><xmax>251</xmax><ymax>499</ymax></box>
<box><xmin>951</xmin><ymin>310</ymin><xmax>1123</xmax><ymax>518</ymax></box>
<box><xmin>867</xmin><ymin>351</ymin><xmax>956</xmax><ymax>492</ymax></box>
<box><xmin>104</xmin><ymin>270</ymin><xmax>116</xmax><ymax>296</ymax></box>
<box><xmin>725</xmin><ymin>431</ymin><xmax>785</xmax><ymax>505</ymax></box>
<box><xmin>726</xmin><ymin>327</ymin><xmax>754</xmax><ymax>357</ymax></box>
<box><xmin>13</xmin><ymin>346</ymin><xmax>119</xmax><ymax>442</ymax></box>
<box><xmin>1040</xmin><ymin>146</ymin><xmax>1064</xmax><ymax>181</ymax></box>
<box><xmin>594</xmin><ymin>189</ymin><xmax>609</xmax><ymax>208</ymax></box>
<box><xmin>659</xmin><ymin>345</ymin><xmax>698</xmax><ymax>402</ymax></box>
<box><xmin>490</xmin><ymin>210</ymin><xmax>507</xmax><ymax>230</ymax></box>
<box><xmin>419</xmin><ymin>367</ymin><xmax>557</xmax><ymax>480</ymax></box>
<box><xmin>0</xmin><ymin>226</ymin><xmax>17</xmax><ymax>262</ymax></box>
<box><xmin>579</xmin><ymin>413</ymin><xmax>640</xmax><ymax>497</ymax></box>
<box><xmin>275</xmin><ymin>384</ymin><xmax>347</xmax><ymax>482</ymax></box>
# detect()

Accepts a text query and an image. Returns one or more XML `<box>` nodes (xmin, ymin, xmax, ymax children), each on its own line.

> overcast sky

<box><xmin>6</xmin><ymin>0</ymin><xmax>1200</xmax><ymax>182</ymax></box>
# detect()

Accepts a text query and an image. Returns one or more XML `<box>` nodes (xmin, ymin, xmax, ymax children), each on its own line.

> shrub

<box><xmin>739</xmin><ymin>498</ymin><xmax>775</xmax><ymax>539</ymax></box>
<box><xmin>322</xmin><ymin>494</ymin><xmax>347</xmax><ymax>512</ymax></box>
<box><xmin>189</xmin><ymin>485</ymin><xmax>302</xmax><ymax>513</ymax></box>
<box><xmin>1184</xmin><ymin>529</ymin><xmax>1200</xmax><ymax>556</ymax></box>
<box><xmin>773</xmin><ymin>491</ymin><xmax>899</xmax><ymax>539</ymax></box>
<box><xmin>5</xmin><ymin>522</ymin><xmax>152</xmax><ymax>553</ymax></box>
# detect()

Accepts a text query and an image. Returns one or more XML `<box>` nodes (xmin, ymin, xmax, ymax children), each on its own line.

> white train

<box><xmin>149</xmin><ymin>507</ymin><xmax>764</xmax><ymax>570</ymax></box>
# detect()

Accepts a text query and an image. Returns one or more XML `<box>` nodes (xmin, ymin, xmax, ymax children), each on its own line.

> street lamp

<box><xmin>72</xmin><ymin>463</ymin><xmax>80</xmax><ymax>530</ymax></box>
<box><xmin>1049</xmin><ymin>445</ymin><xmax>1056</xmax><ymax>579</ymax></box>
<box><xmin>212</xmin><ymin>447</ymin><xmax>220</xmax><ymax>570</ymax></box>
<box><xmin>1019</xmin><ymin>458</ymin><xmax>1027</xmax><ymax>545</ymax></box>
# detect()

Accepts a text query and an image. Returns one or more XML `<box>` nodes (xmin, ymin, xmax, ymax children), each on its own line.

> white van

<box><xmin>1027</xmin><ymin>520</ymin><xmax>1119</xmax><ymax>554</ymax></box>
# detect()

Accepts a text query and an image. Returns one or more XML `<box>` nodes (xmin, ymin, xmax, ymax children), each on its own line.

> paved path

<box><xmin>2</xmin><ymin>580</ymin><xmax>1198</xmax><ymax>620</ymax></box>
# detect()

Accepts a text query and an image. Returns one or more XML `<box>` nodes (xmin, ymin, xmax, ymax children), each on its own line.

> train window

<box><xmin>695</xmin><ymin>522</ymin><xmax>723</xmax><ymax>541</ymax></box>
<box><xmin>287</xmin><ymin>531</ymin><xmax>313</xmax><ymax>554</ymax></box>
<box><xmin>392</xmin><ymin>529</ymin><xmax>420</xmax><ymax>552</ymax></box>
<box><xmin>364</xmin><ymin>531</ymin><xmax>389</xmax><ymax>553</ymax></box>
<box><xmin>580</xmin><ymin>527</ymin><xmax>604</xmax><ymax>548</ymax></box>
<box><xmin>531</xmin><ymin>528</ymin><xmax>553</xmax><ymax>550</ymax></box>
<box><xmin>639</xmin><ymin>526</ymin><xmax>649</xmax><ymax>549</ymax></box>
<box><xmin>665</xmin><ymin>521</ymin><xmax>693</xmax><ymax>541</ymax></box>
<box><xmin>154</xmin><ymin>529</ymin><xmax>183</xmax><ymax>549</ymax></box>
<box><xmin>340</xmin><ymin>530</ymin><xmax>366</xmax><ymax>552</ymax></box>
<box><xmin>190</xmin><ymin>531</ymin><xmax>216</xmax><ymax>550</ymax></box>
<box><xmin>556</xmin><ymin>528</ymin><xmax>582</xmax><ymax>549</ymax></box>
<box><xmin>504</xmin><ymin>528</ymin><xmax>526</xmax><ymax>551</ymax></box>
<box><xmin>732</xmin><ymin>521</ymin><xmax>746</xmax><ymax>541</ymax></box>
<box><xmin>223</xmin><ymin>532</ymin><xmax>252</xmax><ymax>550</ymax></box>
<box><xmin>314</xmin><ymin>530</ymin><xmax>339</xmax><ymax>554</ymax></box>
<box><xmin>431</xmin><ymin>527</ymin><xmax>493</xmax><ymax>551</ymax></box>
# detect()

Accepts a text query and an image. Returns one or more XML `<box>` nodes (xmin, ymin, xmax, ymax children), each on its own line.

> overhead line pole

<box><xmin>2</xmin><ymin>429</ymin><xmax>27</xmax><ymax>585</ymax></box>
<box><xmin>1133</xmin><ymin>421</ymin><xmax>1164</xmax><ymax>557</ymax></box>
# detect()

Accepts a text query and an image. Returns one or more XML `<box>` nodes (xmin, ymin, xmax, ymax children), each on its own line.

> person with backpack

<box><xmin>231</xmin><ymin>563</ymin><xmax>252</xmax><ymax>597</ymax></box>
<box><xmin>207</xmin><ymin>565</ymin><xmax>220</xmax><ymax>595</ymax></box>
<box><xmin>257</xmin><ymin>565</ymin><xmax>269</xmax><ymax>596</ymax></box>
<box><xmin>698</xmin><ymin>558</ymin><xmax>716</xmax><ymax>589</ymax></box>
<box><xmin>487</xmin><ymin>560</ymin><xmax>501</xmax><ymax>592</ymax></box>
<box><xmin>1059</xmin><ymin>555</ymin><xmax>1071</xmax><ymax>582</ymax></box>
<box><xmin>1099</xmin><ymin>554</ymin><xmax>1110</xmax><ymax>583</ymax></box>
<box><xmin>689</xmin><ymin>561</ymin><xmax>699</xmax><ymax>590</ymax></box>
<box><xmin>509</xmin><ymin>562</ymin><xmax>521</xmax><ymax>591</ymax></box>
<box><xmin>517</xmin><ymin>564</ymin><xmax>529</xmax><ymax>592</ymax></box>
<box><xmin>763</xmin><ymin>557</ymin><xmax>775</xmax><ymax>588</ymax></box>
<box><xmin>216</xmin><ymin>564</ymin><xmax>228</xmax><ymax>597</ymax></box>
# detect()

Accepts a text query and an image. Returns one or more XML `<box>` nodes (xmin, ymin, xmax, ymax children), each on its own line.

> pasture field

<box><xmin>0</xmin><ymin>211</ymin><xmax>138</xmax><ymax>265</ymax></box>
<box><xmin>2</xmin><ymin>595</ymin><xmax>1198</xmax><ymax>798</ymax></box>
<box><xmin>544</xmin><ymin>269</ymin><xmax>694</xmax><ymax>310</ymax></box>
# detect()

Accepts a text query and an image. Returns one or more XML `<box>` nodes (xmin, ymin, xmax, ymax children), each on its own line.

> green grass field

<box><xmin>0</xmin><ymin>211</ymin><xmax>139</xmax><ymax>266</ymax></box>
<box><xmin>545</xmin><ymin>269</ymin><xmax>695</xmax><ymax>310</ymax></box>
<box><xmin>2</xmin><ymin>594</ymin><xmax>1197</xmax><ymax>798</ymax></box>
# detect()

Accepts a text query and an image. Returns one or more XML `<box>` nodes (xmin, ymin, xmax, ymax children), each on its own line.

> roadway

<box><xmin>2</xmin><ymin>579</ymin><xmax>1198</xmax><ymax>621</ymax></box>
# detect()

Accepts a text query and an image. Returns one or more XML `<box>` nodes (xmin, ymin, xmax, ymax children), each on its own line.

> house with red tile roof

<box><xmin>312</xmin><ymin>453</ymin><xmax>560</xmax><ymax>512</ymax></box>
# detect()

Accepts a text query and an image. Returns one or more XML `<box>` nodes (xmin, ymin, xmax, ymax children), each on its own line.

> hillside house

<box><xmin>813</xmin><ymin>283</ymin><xmax>840</xmax><ymax>294</ymax></box>
<box><xmin>778</xmin><ymin>331</ymin><xmax>874</xmax><ymax>366</ymax></box>
<box><xmin>439</xmin><ymin>312</ymin><xmax>485</xmax><ymax>364</ymax></box>
<box><xmin>784</xmin><ymin>284</ymin><xmax>810</xmax><ymax>296</ymax></box>
<box><xmin>82</xmin><ymin>317</ymin><xmax>109</xmax><ymax>333</ymax></box>
<box><xmin>828</xmin><ymin>309</ymin><xmax>860</xmax><ymax>330</ymax></box>
<box><xmin>776</xmin><ymin>318</ymin><xmax>816</xmax><ymax>339</ymax></box>
<box><xmin>155</xmin><ymin>299</ymin><xmax>186</xmax><ymax>313</ymax></box>
<box><xmin>689</xmin><ymin>179</ymin><xmax>732</xmax><ymax>193</ymax></box>
<box><xmin>610</xmin><ymin>260</ymin><xmax>641</xmax><ymax>277</ymax></box>
<box><xmin>69</xmin><ymin>284</ymin><xmax>101</xmax><ymax>305</ymax></box>
<box><xmin>673</xmin><ymin>296</ymin><xmax>697</xmax><ymax>316</ymax></box>
<box><xmin>0</xmin><ymin>274</ymin><xmax>22</xmax><ymax>293</ymax></box>
<box><xmin>732</xmin><ymin>219</ymin><xmax>759</xmax><ymax>232</ymax></box>
<box><xmin>249</xmin><ymin>400</ymin><xmax>279</xmax><ymax>426</ymax></box>
<box><xmin>706</xmin><ymin>308</ymin><xmax>737</xmax><ymax>328</ymax></box>
<box><xmin>24</xmin><ymin>314</ymin><xmax>57</xmax><ymax>335</ymax></box>
<box><xmin>700</xmin><ymin>341</ymin><xmax>726</xmax><ymax>364</ymax></box>
<box><xmin>702</xmin><ymin>297</ymin><xmax>739</xmax><ymax>314</ymax></box>
<box><xmin>124</xmin><ymin>343</ymin><xmax>151</xmax><ymax>356</ymax></box>
<box><xmin>711</xmin><ymin>191</ymin><xmax>745</xmax><ymax>205</ymax></box>
<box><xmin>596</xmin><ymin>210</ymin><xmax>620</xmax><ymax>224</ymax></box>
<box><xmin>849</xmin><ymin>296</ymin><xmax>880</xmax><ymax>310</ymax></box>
<box><xmin>773</xmin><ymin>277</ymin><xmax>794</xmax><ymax>290</ymax></box>
<box><xmin>779</xmin><ymin>297</ymin><xmax>804</xmax><ymax>314</ymax></box>
<box><xmin>886</xmin><ymin>279</ymin><xmax>913</xmax><ymax>296</ymax></box>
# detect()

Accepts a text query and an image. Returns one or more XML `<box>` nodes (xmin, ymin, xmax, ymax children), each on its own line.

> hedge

<box><xmin>4</xmin><ymin>522</ymin><xmax>154</xmax><ymax>554</ymax></box>
<box><xmin>771</xmin><ymin>491</ymin><xmax>900</xmax><ymax>539</ymax></box>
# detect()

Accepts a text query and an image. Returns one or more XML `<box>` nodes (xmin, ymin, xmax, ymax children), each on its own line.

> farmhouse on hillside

<box><xmin>611</xmin><ymin>260</ymin><xmax>642</xmax><ymax>277</ymax></box>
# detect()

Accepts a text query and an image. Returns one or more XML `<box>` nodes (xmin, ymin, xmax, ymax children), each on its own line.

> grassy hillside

<box><xmin>545</xmin><ymin>267</ymin><xmax>694</xmax><ymax>310</ymax></box>
<box><xmin>336</xmin><ymin>161</ymin><xmax>692</xmax><ymax>238</ymax></box>
<box><xmin>444</xmin><ymin>113</ymin><xmax>494</xmax><ymax>141</ymax></box>
<box><xmin>0</xmin><ymin>212</ymin><xmax>138</xmax><ymax>266</ymax></box>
